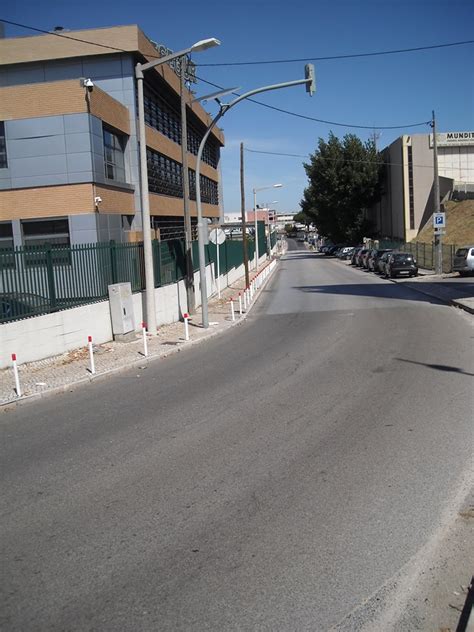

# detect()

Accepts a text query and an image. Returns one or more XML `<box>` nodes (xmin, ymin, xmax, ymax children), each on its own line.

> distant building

<box><xmin>371</xmin><ymin>131</ymin><xmax>474</xmax><ymax>242</ymax></box>
<box><xmin>0</xmin><ymin>25</ymin><xmax>224</xmax><ymax>249</ymax></box>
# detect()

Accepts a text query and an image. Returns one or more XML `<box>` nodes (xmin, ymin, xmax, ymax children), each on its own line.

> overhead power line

<box><xmin>197</xmin><ymin>40</ymin><xmax>474</xmax><ymax>66</ymax></box>
<box><xmin>245</xmin><ymin>147</ymin><xmax>474</xmax><ymax>171</ymax></box>
<box><xmin>196</xmin><ymin>75</ymin><xmax>430</xmax><ymax>130</ymax></box>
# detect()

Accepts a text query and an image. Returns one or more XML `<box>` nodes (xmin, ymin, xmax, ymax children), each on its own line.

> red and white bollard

<box><xmin>142</xmin><ymin>322</ymin><xmax>148</xmax><ymax>357</ymax></box>
<box><xmin>88</xmin><ymin>335</ymin><xmax>96</xmax><ymax>375</ymax></box>
<box><xmin>230</xmin><ymin>299</ymin><xmax>235</xmax><ymax>321</ymax></box>
<box><xmin>11</xmin><ymin>353</ymin><xmax>21</xmax><ymax>397</ymax></box>
<box><xmin>183</xmin><ymin>313</ymin><xmax>190</xmax><ymax>341</ymax></box>
<box><xmin>243</xmin><ymin>289</ymin><xmax>247</xmax><ymax>310</ymax></box>
<box><xmin>239</xmin><ymin>292</ymin><xmax>243</xmax><ymax>316</ymax></box>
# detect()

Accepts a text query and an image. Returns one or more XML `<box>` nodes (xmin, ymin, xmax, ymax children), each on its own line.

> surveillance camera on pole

<box><xmin>305</xmin><ymin>64</ymin><xmax>316</xmax><ymax>96</ymax></box>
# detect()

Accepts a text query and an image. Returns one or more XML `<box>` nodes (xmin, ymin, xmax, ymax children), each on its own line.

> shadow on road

<box><xmin>293</xmin><ymin>283</ymin><xmax>444</xmax><ymax>305</ymax></box>
<box><xmin>395</xmin><ymin>357</ymin><xmax>474</xmax><ymax>377</ymax></box>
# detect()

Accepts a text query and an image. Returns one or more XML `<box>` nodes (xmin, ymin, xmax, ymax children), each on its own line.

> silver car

<box><xmin>453</xmin><ymin>245</ymin><xmax>474</xmax><ymax>276</ymax></box>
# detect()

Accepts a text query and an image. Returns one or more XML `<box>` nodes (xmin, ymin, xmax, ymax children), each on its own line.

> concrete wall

<box><xmin>0</xmin><ymin>261</ymin><xmax>227</xmax><ymax>368</ymax></box>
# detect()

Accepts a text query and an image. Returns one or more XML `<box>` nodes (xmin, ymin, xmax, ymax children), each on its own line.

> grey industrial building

<box><xmin>371</xmin><ymin>131</ymin><xmax>474</xmax><ymax>242</ymax></box>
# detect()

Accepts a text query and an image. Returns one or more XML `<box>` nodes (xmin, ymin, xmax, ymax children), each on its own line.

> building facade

<box><xmin>372</xmin><ymin>131</ymin><xmax>474</xmax><ymax>242</ymax></box>
<box><xmin>0</xmin><ymin>25</ymin><xmax>224</xmax><ymax>250</ymax></box>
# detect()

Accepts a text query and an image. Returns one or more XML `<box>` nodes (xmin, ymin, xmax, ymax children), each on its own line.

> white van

<box><xmin>453</xmin><ymin>246</ymin><xmax>474</xmax><ymax>276</ymax></box>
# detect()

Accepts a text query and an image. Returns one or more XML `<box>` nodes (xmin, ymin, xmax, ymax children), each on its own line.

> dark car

<box><xmin>0</xmin><ymin>292</ymin><xmax>50</xmax><ymax>323</ymax></box>
<box><xmin>368</xmin><ymin>249</ymin><xmax>393</xmax><ymax>272</ymax></box>
<box><xmin>362</xmin><ymin>249</ymin><xmax>377</xmax><ymax>269</ymax></box>
<box><xmin>383</xmin><ymin>252</ymin><xmax>418</xmax><ymax>278</ymax></box>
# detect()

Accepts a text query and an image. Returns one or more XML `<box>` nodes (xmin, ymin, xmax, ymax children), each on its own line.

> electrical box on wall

<box><xmin>108</xmin><ymin>282</ymin><xmax>135</xmax><ymax>338</ymax></box>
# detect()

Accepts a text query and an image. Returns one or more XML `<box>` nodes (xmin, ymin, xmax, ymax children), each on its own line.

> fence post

<box><xmin>110</xmin><ymin>240</ymin><xmax>118</xmax><ymax>284</ymax></box>
<box><xmin>45</xmin><ymin>245</ymin><xmax>57</xmax><ymax>310</ymax></box>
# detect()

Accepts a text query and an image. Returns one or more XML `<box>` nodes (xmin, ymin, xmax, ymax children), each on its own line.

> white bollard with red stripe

<box><xmin>243</xmin><ymin>289</ymin><xmax>247</xmax><ymax>310</ymax></box>
<box><xmin>11</xmin><ymin>353</ymin><xmax>21</xmax><ymax>397</ymax></box>
<box><xmin>239</xmin><ymin>292</ymin><xmax>243</xmax><ymax>316</ymax></box>
<box><xmin>230</xmin><ymin>299</ymin><xmax>235</xmax><ymax>321</ymax></box>
<box><xmin>88</xmin><ymin>335</ymin><xmax>96</xmax><ymax>375</ymax></box>
<box><xmin>142</xmin><ymin>322</ymin><xmax>148</xmax><ymax>357</ymax></box>
<box><xmin>183</xmin><ymin>313</ymin><xmax>190</xmax><ymax>341</ymax></box>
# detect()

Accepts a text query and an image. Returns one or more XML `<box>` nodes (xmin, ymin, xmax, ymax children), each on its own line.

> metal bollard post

<box><xmin>142</xmin><ymin>322</ymin><xmax>148</xmax><ymax>357</ymax></box>
<box><xmin>11</xmin><ymin>353</ymin><xmax>21</xmax><ymax>397</ymax></box>
<box><xmin>239</xmin><ymin>292</ymin><xmax>243</xmax><ymax>316</ymax></box>
<box><xmin>88</xmin><ymin>335</ymin><xmax>96</xmax><ymax>375</ymax></box>
<box><xmin>183</xmin><ymin>313</ymin><xmax>190</xmax><ymax>341</ymax></box>
<box><xmin>230</xmin><ymin>299</ymin><xmax>235</xmax><ymax>321</ymax></box>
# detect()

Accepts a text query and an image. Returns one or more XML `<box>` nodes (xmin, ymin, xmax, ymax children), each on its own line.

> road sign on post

<box><xmin>433</xmin><ymin>212</ymin><xmax>446</xmax><ymax>228</ymax></box>
<box><xmin>305</xmin><ymin>63</ymin><xmax>316</xmax><ymax>96</ymax></box>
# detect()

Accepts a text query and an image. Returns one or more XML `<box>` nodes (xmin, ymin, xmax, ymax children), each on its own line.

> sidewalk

<box><xmin>1</xmin><ymin>261</ymin><xmax>278</xmax><ymax>407</ymax></box>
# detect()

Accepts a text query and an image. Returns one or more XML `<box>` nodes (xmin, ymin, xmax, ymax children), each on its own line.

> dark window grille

<box><xmin>143</xmin><ymin>84</ymin><xmax>219</xmax><ymax>168</ymax></box>
<box><xmin>0</xmin><ymin>122</ymin><xmax>7</xmax><ymax>169</ymax></box>
<box><xmin>407</xmin><ymin>145</ymin><xmax>415</xmax><ymax>230</ymax></box>
<box><xmin>22</xmin><ymin>218</ymin><xmax>71</xmax><ymax>266</ymax></box>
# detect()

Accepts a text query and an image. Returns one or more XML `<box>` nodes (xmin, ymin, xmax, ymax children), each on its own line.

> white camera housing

<box><xmin>81</xmin><ymin>78</ymin><xmax>94</xmax><ymax>92</ymax></box>
<box><xmin>94</xmin><ymin>196</ymin><xmax>102</xmax><ymax>206</ymax></box>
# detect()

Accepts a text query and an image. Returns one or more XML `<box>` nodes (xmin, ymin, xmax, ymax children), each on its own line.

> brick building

<box><xmin>0</xmin><ymin>25</ymin><xmax>224</xmax><ymax>250</ymax></box>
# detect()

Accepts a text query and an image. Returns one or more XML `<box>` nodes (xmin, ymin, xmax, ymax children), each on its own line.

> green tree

<box><xmin>293</xmin><ymin>210</ymin><xmax>313</xmax><ymax>226</ymax></box>
<box><xmin>301</xmin><ymin>132</ymin><xmax>382</xmax><ymax>243</ymax></box>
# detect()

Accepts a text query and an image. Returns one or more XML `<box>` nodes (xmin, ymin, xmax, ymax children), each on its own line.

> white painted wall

<box><xmin>0</xmin><ymin>260</ymin><xmax>262</xmax><ymax>368</ymax></box>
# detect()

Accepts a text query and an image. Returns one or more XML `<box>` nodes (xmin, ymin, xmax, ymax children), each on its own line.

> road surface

<box><xmin>1</xmin><ymin>240</ymin><xmax>473</xmax><ymax>631</ymax></box>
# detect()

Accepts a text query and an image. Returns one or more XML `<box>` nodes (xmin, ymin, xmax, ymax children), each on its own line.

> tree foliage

<box><xmin>301</xmin><ymin>132</ymin><xmax>382</xmax><ymax>243</ymax></box>
<box><xmin>293</xmin><ymin>210</ymin><xmax>313</xmax><ymax>226</ymax></box>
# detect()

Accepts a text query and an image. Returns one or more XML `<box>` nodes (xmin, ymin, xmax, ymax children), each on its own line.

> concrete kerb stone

<box><xmin>1</xmin><ymin>258</ymin><xmax>280</xmax><ymax>409</ymax></box>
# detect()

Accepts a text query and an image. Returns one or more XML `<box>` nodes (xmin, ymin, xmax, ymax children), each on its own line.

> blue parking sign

<box><xmin>433</xmin><ymin>213</ymin><xmax>446</xmax><ymax>228</ymax></box>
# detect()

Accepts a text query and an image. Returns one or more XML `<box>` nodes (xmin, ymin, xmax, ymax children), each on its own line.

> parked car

<box><xmin>383</xmin><ymin>252</ymin><xmax>418</xmax><ymax>278</ymax></box>
<box><xmin>368</xmin><ymin>249</ymin><xmax>393</xmax><ymax>272</ymax></box>
<box><xmin>339</xmin><ymin>246</ymin><xmax>354</xmax><ymax>260</ymax></box>
<box><xmin>355</xmin><ymin>248</ymin><xmax>370</xmax><ymax>266</ymax></box>
<box><xmin>362</xmin><ymin>249</ymin><xmax>376</xmax><ymax>269</ymax></box>
<box><xmin>351</xmin><ymin>247</ymin><xmax>363</xmax><ymax>265</ymax></box>
<box><xmin>452</xmin><ymin>245</ymin><xmax>474</xmax><ymax>276</ymax></box>
<box><xmin>376</xmin><ymin>251</ymin><xmax>392</xmax><ymax>274</ymax></box>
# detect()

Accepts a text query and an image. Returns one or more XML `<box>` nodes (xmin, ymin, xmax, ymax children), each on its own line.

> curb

<box><xmin>1</xmin><ymin>260</ymin><xmax>279</xmax><ymax>410</ymax></box>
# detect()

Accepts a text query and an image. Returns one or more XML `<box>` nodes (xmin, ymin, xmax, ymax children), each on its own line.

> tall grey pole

<box><xmin>253</xmin><ymin>189</ymin><xmax>259</xmax><ymax>270</ymax></box>
<box><xmin>180</xmin><ymin>58</ymin><xmax>195</xmax><ymax>314</ymax></box>
<box><xmin>432</xmin><ymin>110</ymin><xmax>442</xmax><ymax>274</ymax></box>
<box><xmin>136</xmin><ymin>69</ymin><xmax>157</xmax><ymax>333</ymax></box>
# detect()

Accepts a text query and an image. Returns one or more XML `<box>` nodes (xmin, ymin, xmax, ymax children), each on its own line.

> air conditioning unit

<box><xmin>108</xmin><ymin>282</ymin><xmax>135</xmax><ymax>338</ymax></box>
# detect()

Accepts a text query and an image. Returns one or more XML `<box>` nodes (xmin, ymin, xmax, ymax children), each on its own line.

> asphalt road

<box><xmin>1</xmin><ymin>240</ymin><xmax>473</xmax><ymax>631</ymax></box>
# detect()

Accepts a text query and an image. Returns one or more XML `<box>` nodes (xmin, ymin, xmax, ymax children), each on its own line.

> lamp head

<box><xmin>273</xmin><ymin>183</ymin><xmax>283</xmax><ymax>188</ymax></box>
<box><xmin>191</xmin><ymin>38</ymin><xmax>221</xmax><ymax>52</ymax></box>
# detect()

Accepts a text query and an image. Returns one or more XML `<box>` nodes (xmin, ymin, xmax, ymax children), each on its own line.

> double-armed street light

<box><xmin>135</xmin><ymin>37</ymin><xmax>220</xmax><ymax>333</ymax></box>
<box><xmin>252</xmin><ymin>184</ymin><xmax>282</xmax><ymax>269</ymax></box>
<box><xmin>194</xmin><ymin>63</ymin><xmax>316</xmax><ymax>328</ymax></box>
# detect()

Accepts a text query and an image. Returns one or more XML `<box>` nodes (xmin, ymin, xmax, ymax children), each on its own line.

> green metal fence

<box><xmin>378</xmin><ymin>240</ymin><xmax>458</xmax><ymax>273</ymax></box>
<box><xmin>1</xmin><ymin>231</ymin><xmax>277</xmax><ymax>324</ymax></box>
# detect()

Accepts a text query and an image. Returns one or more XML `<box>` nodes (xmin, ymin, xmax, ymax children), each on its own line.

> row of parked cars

<box><xmin>320</xmin><ymin>245</ymin><xmax>419</xmax><ymax>278</ymax></box>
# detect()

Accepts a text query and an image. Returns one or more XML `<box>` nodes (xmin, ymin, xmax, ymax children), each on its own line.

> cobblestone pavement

<box><xmin>1</xmin><ymin>261</ymin><xmax>278</xmax><ymax>406</ymax></box>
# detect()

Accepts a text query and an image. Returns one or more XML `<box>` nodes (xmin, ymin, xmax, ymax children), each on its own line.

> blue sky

<box><xmin>2</xmin><ymin>0</ymin><xmax>473</xmax><ymax>215</ymax></box>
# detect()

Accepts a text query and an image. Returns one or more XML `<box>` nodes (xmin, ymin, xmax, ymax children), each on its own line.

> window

<box><xmin>147</xmin><ymin>149</ymin><xmax>183</xmax><ymax>198</ymax></box>
<box><xmin>0</xmin><ymin>122</ymin><xmax>7</xmax><ymax>169</ymax></box>
<box><xmin>103</xmin><ymin>127</ymin><xmax>126</xmax><ymax>182</ymax></box>
<box><xmin>189</xmin><ymin>170</ymin><xmax>219</xmax><ymax>206</ymax></box>
<box><xmin>0</xmin><ymin>222</ymin><xmax>13</xmax><ymax>249</ymax></box>
<box><xmin>0</xmin><ymin>222</ymin><xmax>14</xmax><ymax>269</ymax></box>
<box><xmin>22</xmin><ymin>218</ymin><xmax>70</xmax><ymax>266</ymax></box>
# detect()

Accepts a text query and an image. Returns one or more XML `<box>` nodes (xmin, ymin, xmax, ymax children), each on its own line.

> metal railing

<box><xmin>0</xmin><ymin>232</ymin><xmax>276</xmax><ymax>324</ymax></box>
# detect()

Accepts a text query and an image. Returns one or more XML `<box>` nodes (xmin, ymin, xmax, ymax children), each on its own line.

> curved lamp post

<box><xmin>135</xmin><ymin>37</ymin><xmax>220</xmax><ymax>333</ymax></box>
<box><xmin>194</xmin><ymin>65</ymin><xmax>315</xmax><ymax>328</ymax></box>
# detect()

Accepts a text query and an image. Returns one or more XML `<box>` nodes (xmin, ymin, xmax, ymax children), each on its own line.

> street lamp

<box><xmin>135</xmin><ymin>37</ymin><xmax>220</xmax><ymax>333</ymax></box>
<box><xmin>194</xmin><ymin>65</ymin><xmax>315</xmax><ymax>328</ymax></box>
<box><xmin>253</xmin><ymin>184</ymin><xmax>282</xmax><ymax>269</ymax></box>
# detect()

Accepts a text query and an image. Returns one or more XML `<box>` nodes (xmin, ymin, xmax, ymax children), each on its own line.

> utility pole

<box><xmin>180</xmin><ymin>57</ymin><xmax>195</xmax><ymax>313</ymax></box>
<box><xmin>240</xmin><ymin>142</ymin><xmax>250</xmax><ymax>288</ymax></box>
<box><xmin>431</xmin><ymin>110</ymin><xmax>442</xmax><ymax>274</ymax></box>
